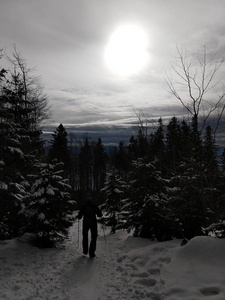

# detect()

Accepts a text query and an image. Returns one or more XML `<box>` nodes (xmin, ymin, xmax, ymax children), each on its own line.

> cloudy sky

<box><xmin>1</xmin><ymin>0</ymin><xmax>225</xmax><ymax>145</ymax></box>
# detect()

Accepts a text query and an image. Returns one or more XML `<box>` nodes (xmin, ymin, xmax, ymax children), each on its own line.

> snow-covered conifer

<box><xmin>22</xmin><ymin>161</ymin><xmax>75</xmax><ymax>247</ymax></box>
<box><xmin>124</xmin><ymin>157</ymin><xmax>171</xmax><ymax>241</ymax></box>
<box><xmin>101</xmin><ymin>169</ymin><xmax>127</xmax><ymax>233</ymax></box>
<box><xmin>0</xmin><ymin>79</ymin><xmax>28</xmax><ymax>238</ymax></box>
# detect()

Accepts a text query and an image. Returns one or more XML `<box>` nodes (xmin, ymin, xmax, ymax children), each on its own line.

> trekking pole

<box><xmin>102</xmin><ymin>223</ymin><xmax>106</xmax><ymax>244</ymax></box>
<box><xmin>77</xmin><ymin>219</ymin><xmax>80</xmax><ymax>248</ymax></box>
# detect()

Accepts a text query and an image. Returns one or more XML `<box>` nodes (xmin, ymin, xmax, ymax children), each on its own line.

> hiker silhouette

<box><xmin>77</xmin><ymin>194</ymin><xmax>103</xmax><ymax>258</ymax></box>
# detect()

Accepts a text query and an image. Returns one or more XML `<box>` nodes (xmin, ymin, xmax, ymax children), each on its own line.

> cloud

<box><xmin>1</xmin><ymin>0</ymin><xmax>225</xmax><ymax>146</ymax></box>
<box><xmin>42</xmin><ymin>101</ymin><xmax>188</xmax><ymax>147</ymax></box>
<box><xmin>42</xmin><ymin>123</ymin><xmax>131</xmax><ymax>146</ymax></box>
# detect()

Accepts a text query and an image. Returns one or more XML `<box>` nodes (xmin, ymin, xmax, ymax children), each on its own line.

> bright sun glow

<box><xmin>104</xmin><ymin>24</ymin><xmax>149</xmax><ymax>77</ymax></box>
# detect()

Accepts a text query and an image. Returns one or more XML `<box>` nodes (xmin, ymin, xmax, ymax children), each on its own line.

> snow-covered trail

<box><xmin>60</xmin><ymin>222</ymin><xmax>175</xmax><ymax>300</ymax></box>
<box><xmin>0</xmin><ymin>221</ymin><xmax>176</xmax><ymax>300</ymax></box>
<box><xmin>1</xmin><ymin>221</ymin><xmax>225</xmax><ymax>299</ymax></box>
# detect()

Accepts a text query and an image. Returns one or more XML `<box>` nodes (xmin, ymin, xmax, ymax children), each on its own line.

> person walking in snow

<box><xmin>77</xmin><ymin>194</ymin><xmax>103</xmax><ymax>258</ymax></box>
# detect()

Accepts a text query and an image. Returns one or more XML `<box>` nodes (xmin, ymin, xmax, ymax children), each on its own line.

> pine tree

<box><xmin>129</xmin><ymin>130</ymin><xmax>149</xmax><ymax>160</ymax></box>
<box><xmin>203</xmin><ymin>125</ymin><xmax>219</xmax><ymax>184</ymax></box>
<box><xmin>0</xmin><ymin>48</ymin><xmax>49</xmax><ymax>239</ymax></box>
<box><xmin>180</xmin><ymin>120</ymin><xmax>192</xmax><ymax>161</ymax></box>
<box><xmin>167</xmin><ymin>150</ymin><xmax>207</xmax><ymax>239</ymax></box>
<box><xmin>93</xmin><ymin>138</ymin><xmax>107</xmax><ymax>194</ymax></box>
<box><xmin>0</xmin><ymin>64</ymin><xmax>28</xmax><ymax>238</ymax></box>
<box><xmin>68</xmin><ymin>132</ymin><xmax>79</xmax><ymax>193</ymax></box>
<box><xmin>190</xmin><ymin>115</ymin><xmax>203</xmax><ymax>162</ymax></box>
<box><xmin>114</xmin><ymin>141</ymin><xmax>130</xmax><ymax>176</ymax></box>
<box><xmin>101</xmin><ymin>169</ymin><xmax>127</xmax><ymax>233</ymax></box>
<box><xmin>78</xmin><ymin>136</ymin><xmax>93</xmax><ymax>193</ymax></box>
<box><xmin>222</xmin><ymin>148</ymin><xmax>225</xmax><ymax>176</ymax></box>
<box><xmin>0</xmin><ymin>118</ymin><xmax>27</xmax><ymax>238</ymax></box>
<box><xmin>201</xmin><ymin>125</ymin><xmax>221</xmax><ymax>223</ymax></box>
<box><xmin>22</xmin><ymin>161</ymin><xmax>75</xmax><ymax>247</ymax></box>
<box><xmin>166</xmin><ymin>117</ymin><xmax>182</xmax><ymax>173</ymax></box>
<box><xmin>123</xmin><ymin>157</ymin><xmax>171</xmax><ymax>241</ymax></box>
<box><xmin>48</xmin><ymin>124</ymin><xmax>71</xmax><ymax>176</ymax></box>
<box><xmin>149</xmin><ymin>118</ymin><xmax>165</xmax><ymax>171</ymax></box>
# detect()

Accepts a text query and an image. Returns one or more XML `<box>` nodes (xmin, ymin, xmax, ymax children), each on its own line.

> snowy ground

<box><xmin>0</xmin><ymin>220</ymin><xmax>225</xmax><ymax>300</ymax></box>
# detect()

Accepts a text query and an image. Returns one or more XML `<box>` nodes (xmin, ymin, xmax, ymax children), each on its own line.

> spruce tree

<box><xmin>166</xmin><ymin>117</ymin><xmax>182</xmax><ymax>173</ymax></box>
<box><xmin>23</xmin><ymin>161</ymin><xmax>75</xmax><ymax>247</ymax></box>
<box><xmin>201</xmin><ymin>125</ymin><xmax>221</xmax><ymax>223</ymax></box>
<box><xmin>78</xmin><ymin>136</ymin><xmax>93</xmax><ymax>193</ymax></box>
<box><xmin>167</xmin><ymin>140</ymin><xmax>206</xmax><ymax>239</ymax></box>
<box><xmin>168</xmin><ymin>170</ymin><xmax>205</xmax><ymax>239</ymax></box>
<box><xmin>203</xmin><ymin>125</ymin><xmax>219</xmax><ymax>184</ymax></box>
<box><xmin>114</xmin><ymin>141</ymin><xmax>130</xmax><ymax>176</ymax></box>
<box><xmin>0</xmin><ymin>63</ymin><xmax>28</xmax><ymax>238</ymax></box>
<box><xmin>180</xmin><ymin>120</ymin><xmax>192</xmax><ymax>161</ymax></box>
<box><xmin>149</xmin><ymin>118</ymin><xmax>165</xmax><ymax>172</ymax></box>
<box><xmin>93</xmin><ymin>138</ymin><xmax>107</xmax><ymax>194</ymax></box>
<box><xmin>0</xmin><ymin>118</ymin><xmax>27</xmax><ymax>238</ymax></box>
<box><xmin>123</xmin><ymin>157</ymin><xmax>171</xmax><ymax>241</ymax></box>
<box><xmin>101</xmin><ymin>169</ymin><xmax>127</xmax><ymax>233</ymax></box>
<box><xmin>222</xmin><ymin>148</ymin><xmax>225</xmax><ymax>176</ymax></box>
<box><xmin>48</xmin><ymin>124</ymin><xmax>71</xmax><ymax>176</ymax></box>
<box><xmin>130</xmin><ymin>130</ymin><xmax>149</xmax><ymax>160</ymax></box>
<box><xmin>0</xmin><ymin>48</ymin><xmax>49</xmax><ymax>239</ymax></box>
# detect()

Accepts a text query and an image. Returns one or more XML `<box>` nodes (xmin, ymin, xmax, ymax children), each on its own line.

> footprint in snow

<box><xmin>131</xmin><ymin>271</ymin><xmax>149</xmax><ymax>278</ymax></box>
<box><xmin>148</xmin><ymin>268</ymin><xmax>161</xmax><ymax>275</ymax></box>
<box><xmin>158</xmin><ymin>256</ymin><xmax>171</xmax><ymax>264</ymax></box>
<box><xmin>134</xmin><ymin>278</ymin><xmax>156</xmax><ymax>287</ymax></box>
<box><xmin>200</xmin><ymin>286</ymin><xmax>220</xmax><ymax>296</ymax></box>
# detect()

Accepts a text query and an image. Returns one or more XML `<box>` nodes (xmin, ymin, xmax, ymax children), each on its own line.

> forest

<box><xmin>0</xmin><ymin>47</ymin><xmax>225</xmax><ymax>247</ymax></box>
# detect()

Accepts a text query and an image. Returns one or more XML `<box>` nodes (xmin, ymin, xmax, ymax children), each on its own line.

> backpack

<box><xmin>83</xmin><ymin>203</ymin><xmax>96</xmax><ymax>224</ymax></box>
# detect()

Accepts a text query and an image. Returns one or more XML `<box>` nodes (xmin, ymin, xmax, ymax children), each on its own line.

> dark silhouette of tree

<box><xmin>180</xmin><ymin>120</ymin><xmax>192</xmax><ymax>160</ymax></box>
<box><xmin>68</xmin><ymin>132</ymin><xmax>79</xmax><ymax>193</ymax></box>
<box><xmin>101</xmin><ymin>168</ymin><xmax>127</xmax><ymax>233</ymax></box>
<box><xmin>129</xmin><ymin>130</ymin><xmax>150</xmax><ymax>160</ymax></box>
<box><xmin>222</xmin><ymin>148</ymin><xmax>225</xmax><ymax>176</ymax></box>
<box><xmin>203</xmin><ymin>125</ymin><xmax>219</xmax><ymax>184</ymax></box>
<box><xmin>93</xmin><ymin>138</ymin><xmax>107</xmax><ymax>193</ymax></box>
<box><xmin>149</xmin><ymin>118</ymin><xmax>165</xmax><ymax>171</ymax></box>
<box><xmin>0</xmin><ymin>110</ymin><xmax>27</xmax><ymax>238</ymax></box>
<box><xmin>48</xmin><ymin>124</ymin><xmax>71</xmax><ymax>176</ymax></box>
<box><xmin>166</xmin><ymin>117</ymin><xmax>182</xmax><ymax>173</ymax></box>
<box><xmin>114</xmin><ymin>141</ymin><xmax>130</xmax><ymax>176</ymax></box>
<box><xmin>6</xmin><ymin>46</ymin><xmax>50</xmax><ymax>129</ymax></box>
<box><xmin>122</xmin><ymin>157</ymin><xmax>171</xmax><ymax>241</ymax></box>
<box><xmin>79</xmin><ymin>136</ymin><xmax>93</xmax><ymax>193</ymax></box>
<box><xmin>0</xmin><ymin>48</ymin><xmax>49</xmax><ymax>238</ymax></box>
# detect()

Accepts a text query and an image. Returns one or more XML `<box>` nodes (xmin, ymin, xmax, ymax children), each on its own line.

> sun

<box><xmin>104</xmin><ymin>24</ymin><xmax>149</xmax><ymax>77</ymax></box>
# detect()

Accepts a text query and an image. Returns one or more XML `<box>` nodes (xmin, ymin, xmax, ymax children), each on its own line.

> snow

<box><xmin>38</xmin><ymin>213</ymin><xmax>46</xmax><ymax>221</ymax></box>
<box><xmin>0</xmin><ymin>181</ymin><xmax>8</xmax><ymax>190</ymax></box>
<box><xmin>0</xmin><ymin>221</ymin><xmax>225</xmax><ymax>300</ymax></box>
<box><xmin>33</xmin><ymin>188</ymin><xmax>45</xmax><ymax>198</ymax></box>
<box><xmin>114</xmin><ymin>188</ymin><xmax>122</xmax><ymax>193</ymax></box>
<box><xmin>7</xmin><ymin>147</ymin><xmax>24</xmax><ymax>156</ymax></box>
<box><xmin>46</xmin><ymin>185</ymin><xmax>55</xmax><ymax>196</ymax></box>
<box><xmin>0</xmin><ymin>160</ymin><xmax>5</xmax><ymax>166</ymax></box>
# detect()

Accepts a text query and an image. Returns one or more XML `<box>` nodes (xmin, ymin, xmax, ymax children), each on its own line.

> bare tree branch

<box><xmin>165</xmin><ymin>45</ymin><xmax>225</xmax><ymax>136</ymax></box>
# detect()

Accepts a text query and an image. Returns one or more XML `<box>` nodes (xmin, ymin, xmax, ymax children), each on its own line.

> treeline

<box><xmin>103</xmin><ymin>118</ymin><xmax>225</xmax><ymax>240</ymax></box>
<box><xmin>52</xmin><ymin>117</ymin><xmax>225</xmax><ymax>241</ymax></box>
